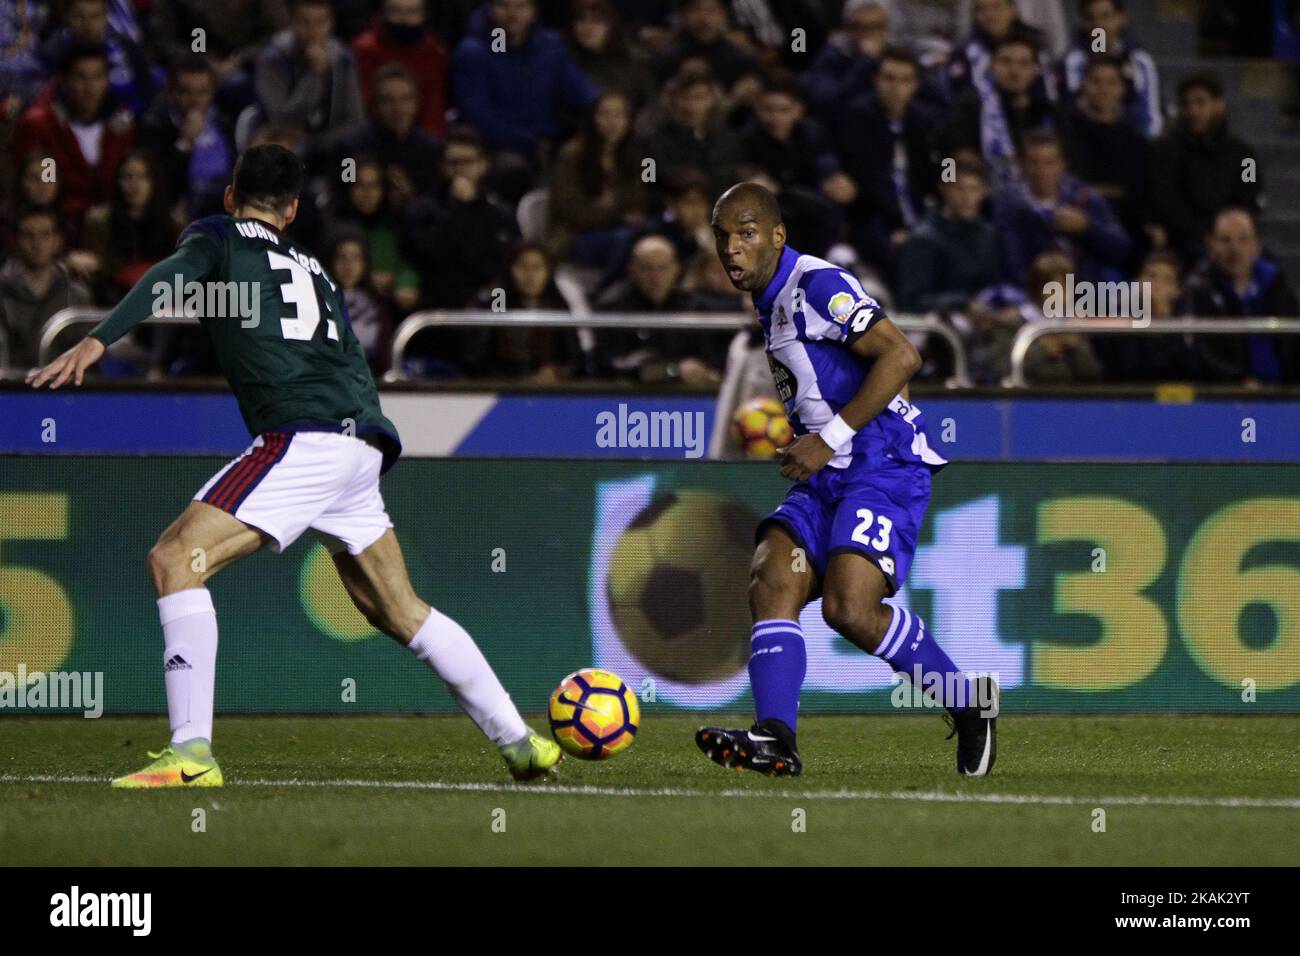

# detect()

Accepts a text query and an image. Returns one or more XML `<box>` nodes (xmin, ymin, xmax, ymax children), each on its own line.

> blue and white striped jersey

<box><xmin>752</xmin><ymin>245</ymin><xmax>948</xmax><ymax>471</ymax></box>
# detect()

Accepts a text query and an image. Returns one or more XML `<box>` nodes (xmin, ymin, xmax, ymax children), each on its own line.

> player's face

<box><xmin>1082</xmin><ymin>64</ymin><xmax>1124</xmax><ymax>114</ymax></box>
<box><xmin>974</xmin><ymin>0</ymin><xmax>1016</xmax><ymax>38</ymax></box>
<box><xmin>64</xmin><ymin>57</ymin><xmax>109</xmax><ymax>119</ymax></box>
<box><xmin>712</xmin><ymin>203</ymin><xmax>783</xmax><ymax>292</ymax></box>
<box><xmin>992</xmin><ymin>45</ymin><xmax>1037</xmax><ymax>94</ymax></box>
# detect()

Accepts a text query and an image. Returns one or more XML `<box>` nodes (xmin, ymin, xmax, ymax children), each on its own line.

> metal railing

<box><xmin>1006</xmin><ymin>317</ymin><xmax>1300</xmax><ymax>387</ymax></box>
<box><xmin>36</xmin><ymin>307</ymin><xmax>164</xmax><ymax>366</ymax></box>
<box><xmin>39</xmin><ymin>308</ymin><xmax>1299</xmax><ymax>391</ymax></box>
<box><xmin>37</xmin><ymin>308</ymin><xmax>963</xmax><ymax>376</ymax></box>
<box><xmin>384</xmin><ymin>310</ymin><xmax>973</xmax><ymax>387</ymax></box>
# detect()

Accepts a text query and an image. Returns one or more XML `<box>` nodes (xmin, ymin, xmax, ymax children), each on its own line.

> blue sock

<box><xmin>749</xmin><ymin>619</ymin><xmax>807</xmax><ymax>734</ymax></box>
<box><xmin>874</xmin><ymin>605</ymin><xmax>973</xmax><ymax>713</ymax></box>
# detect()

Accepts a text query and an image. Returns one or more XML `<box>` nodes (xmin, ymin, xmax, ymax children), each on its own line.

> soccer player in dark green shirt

<box><xmin>28</xmin><ymin>144</ymin><xmax>560</xmax><ymax>785</ymax></box>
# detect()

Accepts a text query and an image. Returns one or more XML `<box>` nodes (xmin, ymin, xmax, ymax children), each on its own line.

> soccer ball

<box><xmin>548</xmin><ymin>669</ymin><xmax>640</xmax><ymax>759</ymax></box>
<box><xmin>607</xmin><ymin>491</ymin><xmax>755</xmax><ymax>683</ymax></box>
<box><xmin>731</xmin><ymin>396</ymin><xmax>793</xmax><ymax>458</ymax></box>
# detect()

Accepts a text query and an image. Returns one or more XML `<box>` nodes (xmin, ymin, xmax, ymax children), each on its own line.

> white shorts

<box><xmin>195</xmin><ymin>431</ymin><xmax>393</xmax><ymax>556</ymax></box>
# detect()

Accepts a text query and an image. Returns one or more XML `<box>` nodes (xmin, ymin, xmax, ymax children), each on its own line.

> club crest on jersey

<box><xmin>767</xmin><ymin>353</ymin><xmax>796</xmax><ymax>404</ymax></box>
<box><xmin>829</xmin><ymin>291</ymin><xmax>876</xmax><ymax>326</ymax></box>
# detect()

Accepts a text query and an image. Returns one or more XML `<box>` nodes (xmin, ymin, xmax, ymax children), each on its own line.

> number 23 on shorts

<box><xmin>851</xmin><ymin>508</ymin><xmax>893</xmax><ymax>551</ymax></box>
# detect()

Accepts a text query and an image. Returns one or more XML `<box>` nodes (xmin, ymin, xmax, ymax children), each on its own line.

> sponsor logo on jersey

<box><xmin>767</xmin><ymin>353</ymin><xmax>796</xmax><ymax>404</ymax></box>
<box><xmin>848</xmin><ymin>303</ymin><xmax>875</xmax><ymax>332</ymax></box>
<box><xmin>888</xmin><ymin>394</ymin><xmax>922</xmax><ymax>423</ymax></box>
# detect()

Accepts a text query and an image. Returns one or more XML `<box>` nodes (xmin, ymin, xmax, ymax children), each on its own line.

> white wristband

<box><xmin>818</xmin><ymin>414</ymin><xmax>857</xmax><ymax>452</ymax></box>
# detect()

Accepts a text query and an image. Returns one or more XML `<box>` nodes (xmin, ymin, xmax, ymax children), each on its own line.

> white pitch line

<box><xmin>1</xmin><ymin>773</ymin><xmax>1297</xmax><ymax>809</ymax></box>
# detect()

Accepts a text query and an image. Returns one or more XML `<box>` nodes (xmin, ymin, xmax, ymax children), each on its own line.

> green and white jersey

<box><xmin>90</xmin><ymin>214</ymin><xmax>401</xmax><ymax>471</ymax></box>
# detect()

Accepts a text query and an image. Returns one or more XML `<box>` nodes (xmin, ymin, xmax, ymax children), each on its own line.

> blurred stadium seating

<box><xmin>2</xmin><ymin>0</ymin><xmax>1298</xmax><ymax>413</ymax></box>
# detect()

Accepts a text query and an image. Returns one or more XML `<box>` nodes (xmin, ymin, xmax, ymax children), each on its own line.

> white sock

<box><xmin>158</xmin><ymin>588</ymin><xmax>219</xmax><ymax>746</ymax></box>
<box><xmin>408</xmin><ymin>607</ymin><xmax>528</xmax><ymax>747</ymax></box>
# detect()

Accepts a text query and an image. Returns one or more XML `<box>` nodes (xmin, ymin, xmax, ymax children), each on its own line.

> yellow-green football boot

<box><xmin>111</xmin><ymin>739</ymin><xmax>223</xmax><ymax>788</ymax></box>
<box><xmin>501</xmin><ymin>730</ymin><xmax>562</xmax><ymax>781</ymax></box>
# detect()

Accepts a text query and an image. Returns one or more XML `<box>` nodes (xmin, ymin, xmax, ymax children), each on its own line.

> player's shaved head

<box><xmin>714</xmin><ymin>182</ymin><xmax>782</xmax><ymax>231</ymax></box>
<box><xmin>711</xmin><ymin>182</ymin><xmax>786</xmax><ymax>293</ymax></box>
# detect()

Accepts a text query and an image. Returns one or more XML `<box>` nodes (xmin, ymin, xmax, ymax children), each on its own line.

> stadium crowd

<box><xmin>1</xmin><ymin>0</ymin><xmax>1296</xmax><ymax>385</ymax></box>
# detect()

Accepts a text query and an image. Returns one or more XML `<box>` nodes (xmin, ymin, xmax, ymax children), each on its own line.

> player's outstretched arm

<box><xmin>26</xmin><ymin>336</ymin><xmax>107</xmax><ymax>389</ymax></box>
<box><xmin>26</xmin><ymin>231</ymin><xmax>221</xmax><ymax>389</ymax></box>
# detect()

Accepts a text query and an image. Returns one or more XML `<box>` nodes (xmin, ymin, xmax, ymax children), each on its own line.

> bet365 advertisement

<box><xmin>1</xmin><ymin>458</ymin><xmax>1297</xmax><ymax>714</ymax></box>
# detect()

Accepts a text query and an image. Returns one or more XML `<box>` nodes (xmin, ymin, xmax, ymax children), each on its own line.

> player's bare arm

<box><xmin>780</xmin><ymin>318</ymin><xmax>923</xmax><ymax>481</ymax></box>
<box><xmin>28</xmin><ymin>200</ymin><xmax>224</xmax><ymax>390</ymax></box>
<box><xmin>26</xmin><ymin>335</ymin><xmax>106</xmax><ymax>389</ymax></box>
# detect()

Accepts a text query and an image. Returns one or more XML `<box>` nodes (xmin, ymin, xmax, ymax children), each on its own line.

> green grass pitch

<box><xmin>1</xmin><ymin>714</ymin><xmax>1295</xmax><ymax>866</ymax></box>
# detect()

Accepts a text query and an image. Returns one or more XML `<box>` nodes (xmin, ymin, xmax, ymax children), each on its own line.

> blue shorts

<box><xmin>756</xmin><ymin>457</ymin><xmax>931</xmax><ymax>596</ymax></box>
